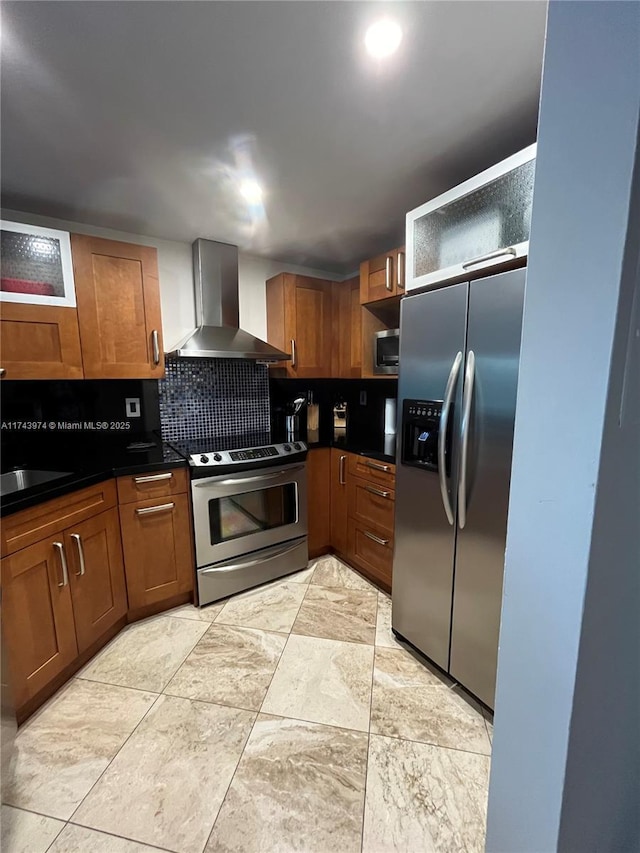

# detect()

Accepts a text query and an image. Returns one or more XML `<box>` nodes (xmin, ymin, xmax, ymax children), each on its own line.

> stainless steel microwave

<box><xmin>374</xmin><ymin>328</ymin><xmax>399</xmax><ymax>374</ymax></box>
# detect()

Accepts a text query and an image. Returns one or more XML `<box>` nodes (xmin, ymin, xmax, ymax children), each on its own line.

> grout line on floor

<box><xmin>200</xmin><ymin>608</ymin><xmax>296</xmax><ymax>850</ymax></box>
<box><xmin>360</xmin><ymin>591</ymin><xmax>378</xmax><ymax>853</ymax></box>
<box><xmin>64</xmin><ymin>820</ymin><xmax>177</xmax><ymax>853</ymax></box>
<box><xmin>368</xmin><ymin>728</ymin><xmax>492</xmax><ymax>759</ymax></box>
<box><xmin>67</xmin><ymin>692</ymin><xmax>163</xmax><ymax>826</ymax></box>
<box><xmin>72</xmin><ymin>675</ymin><xmax>162</xmax><ymax>696</ymax></box>
<box><xmin>41</xmin><ymin>818</ymin><xmax>66</xmax><ymax>853</ymax></box>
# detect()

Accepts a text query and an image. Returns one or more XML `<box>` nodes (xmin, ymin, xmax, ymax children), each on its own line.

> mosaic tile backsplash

<box><xmin>159</xmin><ymin>358</ymin><xmax>270</xmax><ymax>442</ymax></box>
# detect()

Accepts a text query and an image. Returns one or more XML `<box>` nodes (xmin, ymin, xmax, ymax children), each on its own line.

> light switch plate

<box><xmin>125</xmin><ymin>397</ymin><xmax>141</xmax><ymax>418</ymax></box>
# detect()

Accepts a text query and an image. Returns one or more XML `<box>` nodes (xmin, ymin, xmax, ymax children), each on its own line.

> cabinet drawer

<box><xmin>348</xmin><ymin>475</ymin><xmax>395</xmax><ymax>533</ymax></box>
<box><xmin>348</xmin><ymin>518</ymin><xmax>393</xmax><ymax>588</ymax></box>
<box><xmin>1</xmin><ymin>479</ymin><xmax>117</xmax><ymax>557</ymax></box>
<box><xmin>348</xmin><ymin>454</ymin><xmax>396</xmax><ymax>487</ymax></box>
<box><xmin>116</xmin><ymin>467</ymin><xmax>188</xmax><ymax>504</ymax></box>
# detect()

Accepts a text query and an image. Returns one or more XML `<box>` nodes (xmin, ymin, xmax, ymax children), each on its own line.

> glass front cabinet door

<box><xmin>406</xmin><ymin>144</ymin><xmax>536</xmax><ymax>292</ymax></box>
<box><xmin>0</xmin><ymin>221</ymin><xmax>76</xmax><ymax>306</ymax></box>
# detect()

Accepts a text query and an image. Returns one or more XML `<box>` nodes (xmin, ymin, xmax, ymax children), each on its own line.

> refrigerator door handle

<box><xmin>458</xmin><ymin>349</ymin><xmax>476</xmax><ymax>529</ymax></box>
<box><xmin>438</xmin><ymin>351</ymin><xmax>463</xmax><ymax>525</ymax></box>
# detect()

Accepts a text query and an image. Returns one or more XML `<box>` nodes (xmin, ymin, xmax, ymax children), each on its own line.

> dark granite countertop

<box><xmin>1</xmin><ymin>433</ymin><xmax>187</xmax><ymax>517</ymax></box>
<box><xmin>305</xmin><ymin>435</ymin><xmax>397</xmax><ymax>464</ymax></box>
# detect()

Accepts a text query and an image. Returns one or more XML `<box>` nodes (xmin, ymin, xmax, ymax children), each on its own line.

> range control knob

<box><xmin>200</xmin><ymin>455</ymin><xmax>209</xmax><ymax>464</ymax></box>
<box><xmin>213</xmin><ymin>453</ymin><xmax>222</xmax><ymax>462</ymax></box>
<box><xmin>293</xmin><ymin>442</ymin><xmax>301</xmax><ymax>451</ymax></box>
<box><xmin>283</xmin><ymin>444</ymin><xmax>291</xmax><ymax>452</ymax></box>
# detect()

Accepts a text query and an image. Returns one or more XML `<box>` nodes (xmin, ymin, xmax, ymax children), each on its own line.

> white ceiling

<box><xmin>1</xmin><ymin>1</ymin><xmax>546</xmax><ymax>272</ymax></box>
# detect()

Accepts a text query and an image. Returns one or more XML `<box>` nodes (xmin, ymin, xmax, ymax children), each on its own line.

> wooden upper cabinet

<box><xmin>0</xmin><ymin>303</ymin><xmax>84</xmax><ymax>380</ymax></box>
<box><xmin>360</xmin><ymin>246</ymin><xmax>406</xmax><ymax>304</ymax></box>
<box><xmin>331</xmin><ymin>277</ymin><xmax>361</xmax><ymax>379</ymax></box>
<box><xmin>71</xmin><ymin>234</ymin><xmax>164</xmax><ymax>379</ymax></box>
<box><xmin>266</xmin><ymin>273</ymin><xmax>332</xmax><ymax>378</ymax></box>
<box><xmin>1</xmin><ymin>538</ymin><xmax>78</xmax><ymax>708</ymax></box>
<box><xmin>65</xmin><ymin>508</ymin><xmax>127</xmax><ymax>653</ymax></box>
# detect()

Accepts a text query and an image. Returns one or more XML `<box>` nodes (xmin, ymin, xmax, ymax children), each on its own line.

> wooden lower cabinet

<box><xmin>1</xmin><ymin>537</ymin><xmax>79</xmax><ymax>708</ymax></box>
<box><xmin>119</xmin><ymin>493</ymin><xmax>194</xmax><ymax>610</ymax></box>
<box><xmin>330</xmin><ymin>449</ymin><xmax>349</xmax><ymax>558</ymax></box>
<box><xmin>347</xmin><ymin>517</ymin><xmax>393</xmax><ymax>592</ymax></box>
<box><xmin>307</xmin><ymin>448</ymin><xmax>331</xmax><ymax>558</ymax></box>
<box><xmin>348</xmin><ymin>476</ymin><xmax>395</xmax><ymax>534</ymax></box>
<box><xmin>65</xmin><ymin>508</ymin><xmax>127</xmax><ymax>653</ymax></box>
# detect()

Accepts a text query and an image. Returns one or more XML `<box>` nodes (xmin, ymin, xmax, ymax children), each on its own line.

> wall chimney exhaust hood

<box><xmin>166</xmin><ymin>239</ymin><xmax>290</xmax><ymax>361</ymax></box>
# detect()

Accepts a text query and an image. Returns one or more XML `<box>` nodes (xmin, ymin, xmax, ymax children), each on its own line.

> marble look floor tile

<box><xmin>286</xmin><ymin>564</ymin><xmax>316</xmax><ymax>583</ymax></box>
<box><xmin>206</xmin><ymin>714</ymin><xmax>368</xmax><ymax>853</ymax></box>
<box><xmin>362</xmin><ymin>734</ymin><xmax>490</xmax><ymax>853</ymax></box>
<box><xmin>214</xmin><ymin>580</ymin><xmax>306</xmax><ymax>632</ymax></box>
<box><xmin>78</xmin><ymin>616</ymin><xmax>209</xmax><ymax>692</ymax></box>
<box><xmin>4</xmin><ymin>681</ymin><xmax>156</xmax><ymax>820</ymax></box>
<box><xmin>371</xmin><ymin>649</ymin><xmax>491</xmax><ymax>755</ymax></box>
<box><xmin>1</xmin><ymin>805</ymin><xmax>65</xmax><ymax>853</ymax></box>
<box><xmin>73</xmin><ymin>695</ymin><xmax>255</xmax><ymax>853</ymax></box>
<box><xmin>262</xmin><ymin>635</ymin><xmax>374</xmax><ymax>732</ymax></box>
<box><xmin>292</xmin><ymin>584</ymin><xmax>377</xmax><ymax>644</ymax></box>
<box><xmin>168</xmin><ymin>601</ymin><xmax>225</xmax><ymax>622</ymax></box>
<box><xmin>165</xmin><ymin>623</ymin><xmax>286</xmax><ymax>710</ymax></box>
<box><xmin>309</xmin><ymin>556</ymin><xmax>374</xmax><ymax>591</ymax></box>
<box><xmin>49</xmin><ymin>824</ymin><xmax>165</xmax><ymax>853</ymax></box>
<box><xmin>374</xmin><ymin>593</ymin><xmax>403</xmax><ymax>648</ymax></box>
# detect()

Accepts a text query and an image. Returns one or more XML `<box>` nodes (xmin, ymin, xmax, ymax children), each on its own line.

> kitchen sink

<box><xmin>0</xmin><ymin>469</ymin><xmax>72</xmax><ymax>498</ymax></box>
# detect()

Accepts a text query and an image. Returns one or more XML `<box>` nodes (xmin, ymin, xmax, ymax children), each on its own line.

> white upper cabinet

<box><xmin>406</xmin><ymin>144</ymin><xmax>536</xmax><ymax>292</ymax></box>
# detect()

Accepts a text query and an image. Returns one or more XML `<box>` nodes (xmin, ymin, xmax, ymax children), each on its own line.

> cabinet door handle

<box><xmin>70</xmin><ymin>533</ymin><xmax>86</xmax><ymax>576</ymax></box>
<box><xmin>462</xmin><ymin>247</ymin><xmax>517</xmax><ymax>270</ymax></box>
<box><xmin>136</xmin><ymin>502</ymin><xmax>175</xmax><ymax>516</ymax></box>
<box><xmin>396</xmin><ymin>252</ymin><xmax>405</xmax><ymax>289</ymax></box>
<box><xmin>291</xmin><ymin>339</ymin><xmax>296</xmax><ymax>368</ymax></box>
<box><xmin>339</xmin><ymin>455</ymin><xmax>346</xmax><ymax>485</ymax></box>
<box><xmin>364</xmin><ymin>530</ymin><xmax>389</xmax><ymax>546</ymax></box>
<box><xmin>0</xmin><ymin>368</ymin><xmax>5</xmax><ymax>377</ymax></box>
<box><xmin>364</xmin><ymin>485</ymin><xmax>390</xmax><ymax>499</ymax></box>
<box><xmin>385</xmin><ymin>256</ymin><xmax>393</xmax><ymax>291</ymax></box>
<box><xmin>53</xmin><ymin>542</ymin><xmax>69</xmax><ymax>587</ymax></box>
<box><xmin>134</xmin><ymin>472</ymin><xmax>173</xmax><ymax>484</ymax></box>
<box><xmin>152</xmin><ymin>329</ymin><xmax>161</xmax><ymax>365</ymax></box>
<box><xmin>365</xmin><ymin>460</ymin><xmax>390</xmax><ymax>473</ymax></box>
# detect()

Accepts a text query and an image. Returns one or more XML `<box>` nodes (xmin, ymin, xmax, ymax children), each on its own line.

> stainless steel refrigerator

<box><xmin>392</xmin><ymin>267</ymin><xmax>525</xmax><ymax>709</ymax></box>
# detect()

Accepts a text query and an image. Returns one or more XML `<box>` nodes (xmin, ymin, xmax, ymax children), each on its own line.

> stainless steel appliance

<box><xmin>392</xmin><ymin>267</ymin><xmax>526</xmax><ymax>708</ymax></box>
<box><xmin>374</xmin><ymin>328</ymin><xmax>399</xmax><ymax>374</ymax></box>
<box><xmin>1</xmin><ymin>593</ymin><xmax>17</xmax><ymax>799</ymax></box>
<box><xmin>171</xmin><ymin>433</ymin><xmax>308</xmax><ymax>605</ymax></box>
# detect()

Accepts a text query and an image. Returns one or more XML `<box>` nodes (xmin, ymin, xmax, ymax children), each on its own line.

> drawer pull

<box><xmin>385</xmin><ymin>256</ymin><xmax>393</xmax><ymax>291</ymax></box>
<box><xmin>0</xmin><ymin>368</ymin><xmax>5</xmax><ymax>377</ymax></box>
<box><xmin>152</xmin><ymin>329</ymin><xmax>161</xmax><ymax>365</ymax></box>
<box><xmin>364</xmin><ymin>485</ymin><xmax>390</xmax><ymax>499</ymax></box>
<box><xmin>136</xmin><ymin>502</ymin><xmax>175</xmax><ymax>516</ymax></box>
<box><xmin>364</xmin><ymin>531</ymin><xmax>389</xmax><ymax>547</ymax></box>
<box><xmin>134</xmin><ymin>472</ymin><xmax>173</xmax><ymax>484</ymax></box>
<box><xmin>365</xmin><ymin>461</ymin><xmax>390</xmax><ymax>473</ymax></box>
<box><xmin>339</xmin><ymin>455</ymin><xmax>346</xmax><ymax>486</ymax></box>
<box><xmin>70</xmin><ymin>533</ymin><xmax>86</xmax><ymax>576</ymax></box>
<box><xmin>53</xmin><ymin>542</ymin><xmax>69</xmax><ymax>587</ymax></box>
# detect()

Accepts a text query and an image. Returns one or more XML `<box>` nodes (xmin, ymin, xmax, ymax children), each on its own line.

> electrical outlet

<box><xmin>125</xmin><ymin>397</ymin><xmax>141</xmax><ymax>418</ymax></box>
<box><xmin>359</xmin><ymin>390</ymin><xmax>367</xmax><ymax>406</ymax></box>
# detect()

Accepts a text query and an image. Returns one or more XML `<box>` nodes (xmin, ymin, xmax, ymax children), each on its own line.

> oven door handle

<box><xmin>200</xmin><ymin>540</ymin><xmax>303</xmax><ymax>574</ymax></box>
<box><xmin>193</xmin><ymin>465</ymin><xmax>305</xmax><ymax>488</ymax></box>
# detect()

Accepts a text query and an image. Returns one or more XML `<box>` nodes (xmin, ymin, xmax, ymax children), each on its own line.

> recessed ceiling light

<box><xmin>364</xmin><ymin>18</ymin><xmax>403</xmax><ymax>59</ymax></box>
<box><xmin>239</xmin><ymin>178</ymin><xmax>263</xmax><ymax>205</ymax></box>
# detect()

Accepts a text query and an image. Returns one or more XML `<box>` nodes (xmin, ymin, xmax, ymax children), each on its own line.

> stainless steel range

<box><xmin>170</xmin><ymin>433</ymin><xmax>308</xmax><ymax>606</ymax></box>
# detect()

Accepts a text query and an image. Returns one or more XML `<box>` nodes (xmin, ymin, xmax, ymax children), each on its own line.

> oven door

<box><xmin>191</xmin><ymin>462</ymin><xmax>308</xmax><ymax>567</ymax></box>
